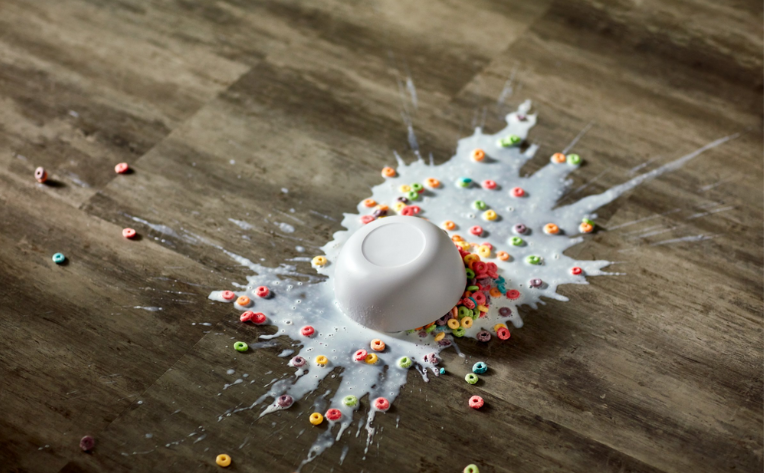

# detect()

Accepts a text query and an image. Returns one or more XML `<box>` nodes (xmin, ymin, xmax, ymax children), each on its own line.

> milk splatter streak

<box><xmin>209</xmin><ymin>101</ymin><xmax>735</xmax><ymax>469</ymax></box>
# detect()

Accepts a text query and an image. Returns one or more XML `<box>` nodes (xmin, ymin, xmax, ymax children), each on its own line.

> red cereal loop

<box><xmin>114</xmin><ymin>163</ymin><xmax>129</xmax><ymax>174</ymax></box>
<box><xmin>511</xmin><ymin>187</ymin><xmax>525</xmax><ymax>197</ymax></box>
<box><xmin>373</xmin><ymin>397</ymin><xmax>390</xmax><ymax>411</ymax></box>
<box><xmin>325</xmin><ymin>408</ymin><xmax>342</xmax><ymax>421</ymax></box>
<box><xmin>255</xmin><ymin>286</ymin><xmax>270</xmax><ymax>298</ymax></box>
<box><xmin>469</xmin><ymin>226</ymin><xmax>483</xmax><ymax>236</ymax></box>
<box><xmin>301</xmin><ymin>325</ymin><xmax>315</xmax><ymax>337</ymax></box>
<box><xmin>469</xmin><ymin>395</ymin><xmax>484</xmax><ymax>409</ymax></box>
<box><xmin>221</xmin><ymin>290</ymin><xmax>236</xmax><ymax>301</ymax></box>
<box><xmin>122</xmin><ymin>228</ymin><xmax>136</xmax><ymax>239</ymax></box>
<box><xmin>34</xmin><ymin>167</ymin><xmax>48</xmax><ymax>183</ymax></box>
<box><xmin>497</xmin><ymin>327</ymin><xmax>511</xmax><ymax>340</ymax></box>
<box><xmin>401</xmin><ymin>206</ymin><xmax>421</xmax><ymax>216</ymax></box>
<box><xmin>482</xmin><ymin>180</ymin><xmax>496</xmax><ymax>190</ymax></box>
<box><xmin>472</xmin><ymin>292</ymin><xmax>486</xmax><ymax>305</ymax></box>
<box><xmin>361</xmin><ymin>215</ymin><xmax>375</xmax><ymax>224</ymax></box>
<box><xmin>571</xmin><ymin>266</ymin><xmax>583</xmax><ymax>275</ymax></box>
<box><xmin>252</xmin><ymin>312</ymin><xmax>266</xmax><ymax>324</ymax></box>
<box><xmin>353</xmin><ymin>349</ymin><xmax>368</xmax><ymax>361</ymax></box>
<box><xmin>506</xmin><ymin>289</ymin><xmax>520</xmax><ymax>300</ymax></box>
<box><xmin>240</xmin><ymin>311</ymin><xmax>255</xmax><ymax>322</ymax></box>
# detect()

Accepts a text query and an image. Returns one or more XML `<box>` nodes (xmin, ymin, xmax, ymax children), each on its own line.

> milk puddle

<box><xmin>209</xmin><ymin>100</ymin><xmax>735</xmax><ymax>469</ymax></box>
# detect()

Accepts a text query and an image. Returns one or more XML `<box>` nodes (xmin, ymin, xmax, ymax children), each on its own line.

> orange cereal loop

<box><xmin>236</xmin><ymin>296</ymin><xmax>251</xmax><ymax>306</ymax></box>
<box><xmin>363</xmin><ymin>199</ymin><xmax>376</xmax><ymax>207</ymax></box>
<box><xmin>497</xmin><ymin>251</ymin><xmax>510</xmax><ymax>261</ymax></box>
<box><xmin>544</xmin><ymin>223</ymin><xmax>560</xmax><ymax>234</ymax></box>
<box><xmin>425</xmin><ymin>177</ymin><xmax>441</xmax><ymax>188</ymax></box>
<box><xmin>370</xmin><ymin>339</ymin><xmax>386</xmax><ymax>351</ymax></box>
<box><xmin>580</xmin><ymin>222</ymin><xmax>594</xmax><ymax>233</ymax></box>
<box><xmin>489</xmin><ymin>287</ymin><xmax>502</xmax><ymax>297</ymax></box>
<box><xmin>381</xmin><ymin>167</ymin><xmax>396</xmax><ymax>178</ymax></box>
<box><xmin>376</xmin><ymin>204</ymin><xmax>389</xmax><ymax>211</ymax></box>
<box><xmin>451</xmin><ymin>235</ymin><xmax>463</xmax><ymax>242</ymax></box>
<box><xmin>443</xmin><ymin>221</ymin><xmax>456</xmax><ymax>231</ymax></box>
<box><xmin>471</xmin><ymin>149</ymin><xmax>486</xmax><ymax>162</ymax></box>
<box><xmin>552</xmin><ymin>152</ymin><xmax>566</xmax><ymax>163</ymax></box>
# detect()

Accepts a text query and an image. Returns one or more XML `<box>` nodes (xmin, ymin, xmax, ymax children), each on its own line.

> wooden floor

<box><xmin>0</xmin><ymin>0</ymin><xmax>762</xmax><ymax>472</ymax></box>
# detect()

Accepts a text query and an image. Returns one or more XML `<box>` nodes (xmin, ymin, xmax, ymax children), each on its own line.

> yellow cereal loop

<box><xmin>434</xmin><ymin>332</ymin><xmax>446</xmax><ymax>342</ymax></box>
<box><xmin>393</xmin><ymin>202</ymin><xmax>407</xmax><ymax>212</ymax></box>
<box><xmin>477</xmin><ymin>245</ymin><xmax>491</xmax><ymax>258</ymax></box>
<box><xmin>365</xmin><ymin>353</ymin><xmax>379</xmax><ymax>364</ymax></box>
<box><xmin>399</xmin><ymin>184</ymin><xmax>411</xmax><ymax>193</ymax></box>
<box><xmin>312</xmin><ymin>256</ymin><xmax>327</xmax><ymax>267</ymax></box>
<box><xmin>216</xmin><ymin>454</ymin><xmax>232</xmax><ymax>467</ymax></box>
<box><xmin>316</xmin><ymin>355</ymin><xmax>328</xmax><ymax>366</ymax></box>
<box><xmin>483</xmin><ymin>210</ymin><xmax>497</xmax><ymax>221</ymax></box>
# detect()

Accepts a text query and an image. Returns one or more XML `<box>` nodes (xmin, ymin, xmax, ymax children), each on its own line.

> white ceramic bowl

<box><xmin>334</xmin><ymin>216</ymin><xmax>466</xmax><ymax>332</ymax></box>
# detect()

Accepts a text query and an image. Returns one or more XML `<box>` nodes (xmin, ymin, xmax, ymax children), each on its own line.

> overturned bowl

<box><xmin>334</xmin><ymin>216</ymin><xmax>466</xmax><ymax>332</ymax></box>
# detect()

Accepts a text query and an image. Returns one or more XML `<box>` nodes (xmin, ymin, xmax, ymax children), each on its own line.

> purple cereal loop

<box><xmin>424</xmin><ymin>353</ymin><xmax>439</xmax><ymax>364</ymax></box>
<box><xmin>291</xmin><ymin>356</ymin><xmax>306</xmax><ymax>367</ymax></box>
<box><xmin>499</xmin><ymin>307</ymin><xmax>512</xmax><ymax>317</ymax></box>
<box><xmin>476</xmin><ymin>330</ymin><xmax>491</xmax><ymax>342</ymax></box>
<box><xmin>277</xmin><ymin>394</ymin><xmax>294</xmax><ymax>408</ymax></box>
<box><xmin>79</xmin><ymin>436</ymin><xmax>95</xmax><ymax>452</ymax></box>
<box><xmin>513</xmin><ymin>223</ymin><xmax>527</xmax><ymax>234</ymax></box>
<box><xmin>530</xmin><ymin>278</ymin><xmax>542</xmax><ymax>288</ymax></box>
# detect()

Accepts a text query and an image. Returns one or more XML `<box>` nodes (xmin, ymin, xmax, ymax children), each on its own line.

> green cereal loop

<box><xmin>526</xmin><ymin>255</ymin><xmax>541</xmax><ymax>265</ymax></box>
<box><xmin>458</xmin><ymin>306</ymin><xmax>471</xmax><ymax>319</ymax></box>
<box><xmin>465</xmin><ymin>269</ymin><xmax>475</xmax><ymax>279</ymax></box>
<box><xmin>342</xmin><ymin>395</ymin><xmax>358</xmax><ymax>407</ymax></box>
<box><xmin>398</xmin><ymin>356</ymin><xmax>412</xmax><ymax>369</ymax></box>
<box><xmin>452</xmin><ymin>327</ymin><xmax>466</xmax><ymax>337</ymax></box>
<box><xmin>473</xmin><ymin>200</ymin><xmax>487</xmax><ymax>210</ymax></box>
<box><xmin>567</xmin><ymin>153</ymin><xmax>581</xmax><ymax>165</ymax></box>
<box><xmin>407</xmin><ymin>190</ymin><xmax>419</xmax><ymax>201</ymax></box>
<box><xmin>470</xmin><ymin>311</ymin><xmax>478</xmax><ymax>320</ymax></box>
<box><xmin>410</xmin><ymin>183</ymin><xmax>423</xmax><ymax>192</ymax></box>
<box><xmin>425</xmin><ymin>324</ymin><xmax>437</xmax><ymax>334</ymax></box>
<box><xmin>582</xmin><ymin>217</ymin><xmax>594</xmax><ymax>226</ymax></box>
<box><xmin>467</xmin><ymin>285</ymin><xmax>479</xmax><ymax>292</ymax></box>
<box><xmin>465</xmin><ymin>373</ymin><xmax>478</xmax><ymax>384</ymax></box>
<box><xmin>510</xmin><ymin>236</ymin><xmax>524</xmax><ymax>246</ymax></box>
<box><xmin>52</xmin><ymin>253</ymin><xmax>66</xmax><ymax>264</ymax></box>
<box><xmin>463</xmin><ymin>465</ymin><xmax>480</xmax><ymax>473</ymax></box>
<box><xmin>233</xmin><ymin>341</ymin><xmax>248</xmax><ymax>352</ymax></box>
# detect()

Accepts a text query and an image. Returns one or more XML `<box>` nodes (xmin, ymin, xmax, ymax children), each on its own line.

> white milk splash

<box><xmin>210</xmin><ymin>101</ymin><xmax>736</xmax><ymax>469</ymax></box>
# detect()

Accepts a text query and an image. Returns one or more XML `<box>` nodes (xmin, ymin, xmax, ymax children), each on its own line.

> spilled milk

<box><xmin>209</xmin><ymin>100</ymin><xmax>735</xmax><ymax>469</ymax></box>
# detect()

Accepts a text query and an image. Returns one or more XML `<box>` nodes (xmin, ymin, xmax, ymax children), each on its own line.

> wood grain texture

<box><xmin>0</xmin><ymin>0</ymin><xmax>761</xmax><ymax>472</ymax></box>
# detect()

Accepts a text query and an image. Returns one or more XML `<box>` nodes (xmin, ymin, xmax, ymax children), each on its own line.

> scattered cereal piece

<box><xmin>465</xmin><ymin>373</ymin><xmax>479</xmax><ymax>384</ymax></box>
<box><xmin>373</xmin><ymin>397</ymin><xmax>390</xmax><ymax>411</ymax></box>
<box><xmin>497</xmin><ymin>251</ymin><xmax>509</xmax><ymax>261</ymax></box>
<box><xmin>483</xmin><ymin>210</ymin><xmax>497</xmax><ymax>221</ymax></box>
<box><xmin>398</xmin><ymin>356</ymin><xmax>412</xmax><ymax>369</ymax></box>
<box><xmin>463</xmin><ymin>464</ymin><xmax>480</xmax><ymax>473</ymax></box>
<box><xmin>233</xmin><ymin>341</ymin><xmax>248</xmax><ymax>352</ymax></box>
<box><xmin>236</xmin><ymin>295</ymin><xmax>251</xmax><ymax>307</ymax></box>
<box><xmin>472</xmin><ymin>362</ymin><xmax>488</xmax><ymax>374</ymax></box>
<box><xmin>381</xmin><ymin>166</ymin><xmax>396</xmax><ymax>178</ymax></box>
<box><xmin>315</xmin><ymin>355</ymin><xmax>328</xmax><ymax>366</ymax></box>
<box><xmin>551</xmin><ymin>152</ymin><xmax>566</xmax><ymax>163</ymax></box>
<box><xmin>325</xmin><ymin>408</ymin><xmax>342</xmax><ymax>421</ymax></box>
<box><xmin>216</xmin><ymin>454</ymin><xmax>231</xmax><ymax>467</ymax></box>
<box><xmin>309</xmin><ymin>412</ymin><xmax>324</xmax><ymax>425</ymax></box>
<box><xmin>471</xmin><ymin>149</ymin><xmax>485</xmax><ymax>162</ymax></box>
<box><xmin>79</xmin><ymin>435</ymin><xmax>95</xmax><ymax>452</ymax></box>
<box><xmin>343</xmin><ymin>395</ymin><xmax>358</xmax><ymax>407</ymax></box>
<box><xmin>122</xmin><ymin>228</ymin><xmax>136</xmax><ymax>239</ymax></box>
<box><xmin>468</xmin><ymin>396</ymin><xmax>484</xmax><ymax>409</ymax></box>
<box><xmin>290</xmin><ymin>356</ymin><xmax>306</xmax><ymax>367</ymax></box>
<box><xmin>221</xmin><ymin>290</ymin><xmax>236</xmax><ymax>301</ymax></box>
<box><xmin>567</xmin><ymin>153</ymin><xmax>582</xmax><ymax>165</ymax></box>
<box><xmin>364</xmin><ymin>353</ymin><xmax>379</xmax><ymax>364</ymax></box>
<box><xmin>571</xmin><ymin>266</ymin><xmax>583</xmax><ymax>275</ymax></box>
<box><xmin>425</xmin><ymin>178</ymin><xmax>440</xmax><ymax>188</ymax></box>
<box><xmin>35</xmin><ymin>167</ymin><xmax>48</xmax><ymax>183</ymax></box>
<box><xmin>114</xmin><ymin>163</ymin><xmax>129</xmax><ymax>174</ymax></box>
<box><xmin>301</xmin><ymin>326</ymin><xmax>315</xmax><ymax>337</ymax></box>
<box><xmin>312</xmin><ymin>256</ymin><xmax>328</xmax><ymax>268</ymax></box>
<box><xmin>363</xmin><ymin>198</ymin><xmax>376</xmax><ymax>207</ymax></box>
<box><xmin>370</xmin><ymin>339</ymin><xmax>385</xmax><ymax>351</ymax></box>
<box><xmin>469</xmin><ymin>226</ymin><xmax>483</xmax><ymax>236</ymax></box>
<box><xmin>443</xmin><ymin>220</ymin><xmax>456</xmax><ymax>230</ymax></box>
<box><xmin>255</xmin><ymin>286</ymin><xmax>270</xmax><ymax>298</ymax></box>
<box><xmin>482</xmin><ymin>179</ymin><xmax>496</xmax><ymax>190</ymax></box>
<box><xmin>511</xmin><ymin>187</ymin><xmax>525</xmax><ymax>197</ymax></box>
<box><xmin>52</xmin><ymin>253</ymin><xmax>66</xmax><ymax>264</ymax></box>
<box><xmin>543</xmin><ymin>223</ymin><xmax>559</xmax><ymax>234</ymax></box>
